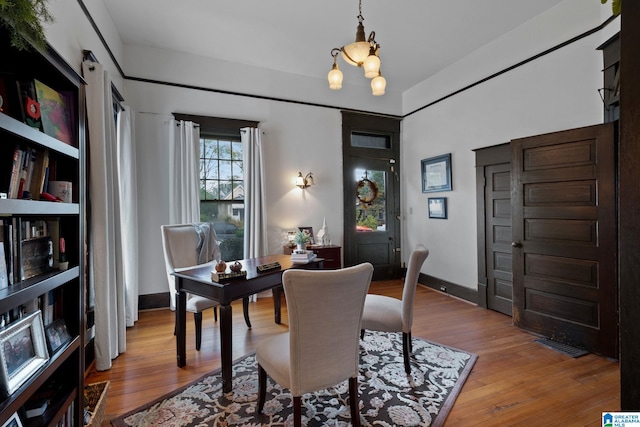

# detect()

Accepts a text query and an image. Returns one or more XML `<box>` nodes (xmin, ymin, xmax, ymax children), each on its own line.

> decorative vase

<box><xmin>297</xmin><ymin>243</ymin><xmax>306</xmax><ymax>251</ymax></box>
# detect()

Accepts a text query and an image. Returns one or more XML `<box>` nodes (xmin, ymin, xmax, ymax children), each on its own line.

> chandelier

<box><xmin>327</xmin><ymin>0</ymin><xmax>386</xmax><ymax>96</ymax></box>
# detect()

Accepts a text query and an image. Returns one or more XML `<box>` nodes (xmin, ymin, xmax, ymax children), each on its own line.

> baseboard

<box><xmin>418</xmin><ymin>273</ymin><xmax>478</xmax><ymax>305</ymax></box>
<box><xmin>139</xmin><ymin>292</ymin><xmax>170</xmax><ymax>310</ymax></box>
<box><xmin>140</xmin><ymin>279</ymin><xmax>479</xmax><ymax>310</ymax></box>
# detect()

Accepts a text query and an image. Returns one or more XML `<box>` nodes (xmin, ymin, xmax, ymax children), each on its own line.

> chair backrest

<box><xmin>401</xmin><ymin>244</ymin><xmax>430</xmax><ymax>332</ymax></box>
<box><xmin>160</xmin><ymin>223</ymin><xmax>220</xmax><ymax>309</ymax></box>
<box><xmin>283</xmin><ymin>262</ymin><xmax>373</xmax><ymax>396</ymax></box>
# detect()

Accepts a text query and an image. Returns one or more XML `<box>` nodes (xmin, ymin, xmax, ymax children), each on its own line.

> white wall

<box><xmin>41</xmin><ymin>0</ymin><xmax>620</xmax><ymax>298</ymax></box>
<box><xmin>401</xmin><ymin>1</ymin><xmax>620</xmax><ymax>291</ymax></box>
<box><xmin>124</xmin><ymin>80</ymin><xmax>345</xmax><ymax>295</ymax></box>
<box><xmin>45</xmin><ymin>0</ymin><xmax>124</xmax><ymax>93</ymax></box>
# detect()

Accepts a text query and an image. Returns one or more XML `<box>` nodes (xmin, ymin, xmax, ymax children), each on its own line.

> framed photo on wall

<box><xmin>421</xmin><ymin>153</ymin><xmax>452</xmax><ymax>193</ymax></box>
<box><xmin>428</xmin><ymin>197</ymin><xmax>448</xmax><ymax>219</ymax></box>
<box><xmin>0</xmin><ymin>311</ymin><xmax>49</xmax><ymax>396</ymax></box>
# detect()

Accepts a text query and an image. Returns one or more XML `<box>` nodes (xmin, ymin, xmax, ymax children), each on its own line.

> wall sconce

<box><xmin>296</xmin><ymin>172</ymin><xmax>314</xmax><ymax>189</ymax></box>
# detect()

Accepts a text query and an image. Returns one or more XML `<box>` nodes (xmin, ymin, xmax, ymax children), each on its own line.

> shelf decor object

<box><xmin>0</xmin><ymin>311</ymin><xmax>49</xmax><ymax>396</ymax></box>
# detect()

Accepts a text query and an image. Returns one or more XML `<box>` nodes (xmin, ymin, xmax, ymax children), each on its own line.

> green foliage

<box><xmin>358</xmin><ymin>215</ymin><xmax>379</xmax><ymax>231</ymax></box>
<box><xmin>220</xmin><ymin>237</ymin><xmax>243</xmax><ymax>261</ymax></box>
<box><xmin>601</xmin><ymin>0</ymin><xmax>621</xmax><ymax>15</ymax></box>
<box><xmin>0</xmin><ymin>0</ymin><xmax>53</xmax><ymax>51</ymax></box>
<box><xmin>293</xmin><ymin>230</ymin><xmax>310</xmax><ymax>245</ymax></box>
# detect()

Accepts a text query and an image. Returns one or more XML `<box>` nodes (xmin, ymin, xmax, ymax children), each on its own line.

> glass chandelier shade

<box><xmin>327</xmin><ymin>0</ymin><xmax>386</xmax><ymax>96</ymax></box>
<box><xmin>363</xmin><ymin>49</ymin><xmax>381</xmax><ymax>78</ymax></box>
<box><xmin>371</xmin><ymin>72</ymin><xmax>386</xmax><ymax>96</ymax></box>
<box><xmin>328</xmin><ymin>62</ymin><xmax>343</xmax><ymax>90</ymax></box>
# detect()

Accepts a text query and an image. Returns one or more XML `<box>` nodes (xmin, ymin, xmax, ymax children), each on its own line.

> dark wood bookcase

<box><xmin>0</xmin><ymin>27</ymin><xmax>86</xmax><ymax>427</ymax></box>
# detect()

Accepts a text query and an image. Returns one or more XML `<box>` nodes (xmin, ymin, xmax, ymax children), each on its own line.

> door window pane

<box><xmin>355</xmin><ymin>168</ymin><xmax>386</xmax><ymax>232</ymax></box>
<box><xmin>351</xmin><ymin>132</ymin><xmax>390</xmax><ymax>149</ymax></box>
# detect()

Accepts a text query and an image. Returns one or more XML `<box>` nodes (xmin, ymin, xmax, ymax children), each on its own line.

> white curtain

<box><xmin>118</xmin><ymin>107</ymin><xmax>139</xmax><ymax>327</ymax></box>
<box><xmin>241</xmin><ymin>127</ymin><xmax>268</xmax><ymax>258</ymax></box>
<box><xmin>168</xmin><ymin>120</ymin><xmax>201</xmax><ymax>224</ymax></box>
<box><xmin>82</xmin><ymin>61</ymin><xmax>137</xmax><ymax>371</ymax></box>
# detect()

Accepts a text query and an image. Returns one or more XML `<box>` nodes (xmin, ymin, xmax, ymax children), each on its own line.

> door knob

<box><xmin>511</xmin><ymin>242</ymin><xmax>522</xmax><ymax>248</ymax></box>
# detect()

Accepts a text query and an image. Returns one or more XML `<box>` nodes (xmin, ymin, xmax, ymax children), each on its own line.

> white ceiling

<box><xmin>101</xmin><ymin>0</ymin><xmax>564</xmax><ymax>94</ymax></box>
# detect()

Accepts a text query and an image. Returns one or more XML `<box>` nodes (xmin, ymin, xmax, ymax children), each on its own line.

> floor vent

<box><xmin>535</xmin><ymin>338</ymin><xmax>589</xmax><ymax>358</ymax></box>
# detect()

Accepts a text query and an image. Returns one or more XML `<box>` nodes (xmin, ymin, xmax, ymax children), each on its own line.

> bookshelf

<box><xmin>0</xmin><ymin>26</ymin><xmax>85</xmax><ymax>427</ymax></box>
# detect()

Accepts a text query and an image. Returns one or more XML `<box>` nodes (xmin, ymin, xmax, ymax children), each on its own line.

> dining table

<box><xmin>172</xmin><ymin>253</ymin><xmax>324</xmax><ymax>392</ymax></box>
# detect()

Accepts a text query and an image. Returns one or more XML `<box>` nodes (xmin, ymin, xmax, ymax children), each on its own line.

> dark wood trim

<box><xmin>473</xmin><ymin>142</ymin><xmax>511</xmax><ymax>166</ymax></box>
<box><xmin>139</xmin><ymin>293</ymin><xmax>171</xmax><ymax>310</ymax></box>
<box><xmin>475</xmin><ymin>165</ymin><xmax>488</xmax><ymax>309</ymax></box>
<box><xmin>418</xmin><ymin>273</ymin><xmax>478</xmax><ymax>305</ymax></box>
<box><xmin>619</xmin><ymin>0</ymin><xmax>640</xmax><ymax>409</ymax></box>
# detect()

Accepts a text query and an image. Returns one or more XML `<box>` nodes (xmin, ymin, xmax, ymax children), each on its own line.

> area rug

<box><xmin>111</xmin><ymin>331</ymin><xmax>477</xmax><ymax>427</ymax></box>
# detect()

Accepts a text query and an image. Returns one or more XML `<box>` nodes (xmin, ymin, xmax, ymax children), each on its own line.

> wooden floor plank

<box><xmin>86</xmin><ymin>280</ymin><xmax>620</xmax><ymax>426</ymax></box>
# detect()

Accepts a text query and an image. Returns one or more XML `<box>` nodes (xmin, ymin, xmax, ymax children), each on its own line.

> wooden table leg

<box><xmin>273</xmin><ymin>286</ymin><xmax>282</xmax><ymax>324</ymax></box>
<box><xmin>176</xmin><ymin>286</ymin><xmax>187</xmax><ymax>367</ymax></box>
<box><xmin>220</xmin><ymin>303</ymin><xmax>233</xmax><ymax>393</ymax></box>
<box><xmin>243</xmin><ymin>297</ymin><xmax>252</xmax><ymax>328</ymax></box>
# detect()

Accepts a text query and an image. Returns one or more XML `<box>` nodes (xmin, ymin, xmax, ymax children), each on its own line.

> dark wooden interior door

<box><xmin>485</xmin><ymin>162</ymin><xmax>513</xmax><ymax>316</ymax></box>
<box><xmin>511</xmin><ymin>122</ymin><xmax>617</xmax><ymax>358</ymax></box>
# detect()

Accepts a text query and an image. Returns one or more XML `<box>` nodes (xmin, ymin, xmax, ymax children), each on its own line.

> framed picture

<box><xmin>428</xmin><ymin>197</ymin><xmax>448</xmax><ymax>219</ymax></box>
<box><xmin>44</xmin><ymin>318</ymin><xmax>72</xmax><ymax>354</ymax></box>
<box><xmin>0</xmin><ymin>311</ymin><xmax>49</xmax><ymax>396</ymax></box>
<box><xmin>421</xmin><ymin>153</ymin><xmax>452</xmax><ymax>193</ymax></box>
<box><xmin>298</xmin><ymin>227</ymin><xmax>315</xmax><ymax>245</ymax></box>
<box><xmin>1</xmin><ymin>412</ymin><xmax>23</xmax><ymax>427</ymax></box>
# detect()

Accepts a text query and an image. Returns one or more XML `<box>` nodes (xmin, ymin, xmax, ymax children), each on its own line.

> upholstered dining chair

<box><xmin>360</xmin><ymin>244</ymin><xmax>429</xmax><ymax>374</ymax></box>
<box><xmin>161</xmin><ymin>223</ymin><xmax>251</xmax><ymax>350</ymax></box>
<box><xmin>256</xmin><ymin>263</ymin><xmax>374</xmax><ymax>427</ymax></box>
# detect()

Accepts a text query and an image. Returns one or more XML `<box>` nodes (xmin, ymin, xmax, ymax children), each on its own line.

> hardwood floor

<box><xmin>86</xmin><ymin>281</ymin><xmax>620</xmax><ymax>426</ymax></box>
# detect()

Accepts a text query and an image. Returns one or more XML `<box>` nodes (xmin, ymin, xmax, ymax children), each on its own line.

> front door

<box><xmin>346</xmin><ymin>158</ymin><xmax>399</xmax><ymax>280</ymax></box>
<box><xmin>511</xmin><ymin>122</ymin><xmax>617</xmax><ymax>358</ymax></box>
<box><xmin>342</xmin><ymin>112</ymin><xmax>401</xmax><ymax>280</ymax></box>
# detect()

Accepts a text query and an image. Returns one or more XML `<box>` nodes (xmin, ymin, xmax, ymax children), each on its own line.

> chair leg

<box><xmin>213</xmin><ymin>306</ymin><xmax>218</xmax><ymax>322</ymax></box>
<box><xmin>403</xmin><ymin>332</ymin><xmax>411</xmax><ymax>374</ymax></box>
<box><xmin>257</xmin><ymin>364</ymin><xmax>267</xmax><ymax>413</ymax></box>
<box><xmin>349</xmin><ymin>376</ymin><xmax>361</xmax><ymax>427</ymax></box>
<box><xmin>194</xmin><ymin>312</ymin><xmax>203</xmax><ymax>351</ymax></box>
<box><xmin>243</xmin><ymin>297</ymin><xmax>252</xmax><ymax>328</ymax></box>
<box><xmin>360</xmin><ymin>329</ymin><xmax>365</xmax><ymax>340</ymax></box>
<box><xmin>293</xmin><ymin>396</ymin><xmax>302</xmax><ymax>427</ymax></box>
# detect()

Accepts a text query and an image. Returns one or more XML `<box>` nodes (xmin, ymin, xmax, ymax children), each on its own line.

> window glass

<box><xmin>200</xmin><ymin>135</ymin><xmax>244</xmax><ymax>260</ymax></box>
<box><xmin>351</xmin><ymin>132</ymin><xmax>390</xmax><ymax>149</ymax></box>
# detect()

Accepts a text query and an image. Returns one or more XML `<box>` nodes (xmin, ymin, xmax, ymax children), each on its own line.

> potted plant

<box><xmin>293</xmin><ymin>230</ymin><xmax>310</xmax><ymax>251</ymax></box>
<box><xmin>0</xmin><ymin>0</ymin><xmax>53</xmax><ymax>51</ymax></box>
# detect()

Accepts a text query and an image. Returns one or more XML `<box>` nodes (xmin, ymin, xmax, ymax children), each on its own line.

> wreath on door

<box><xmin>356</xmin><ymin>174</ymin><xmax>379</xmax><ymax>207</ymax></box>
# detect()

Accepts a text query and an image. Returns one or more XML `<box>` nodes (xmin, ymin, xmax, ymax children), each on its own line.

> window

<box><xmin>199</xmin><ymin>133</ymin><xmax>244</xmax><ymax>260</ymax></box>
<box><xmin>174</xmin><ymin>113</ymin><xmax>257</xmax><ymax>261</ymax></box>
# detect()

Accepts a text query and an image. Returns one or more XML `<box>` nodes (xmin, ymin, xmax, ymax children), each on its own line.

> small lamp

<box><xmin>296</xmin><ymin>172</ymin><xmax>314</xmax><ymax>189</ymax></box>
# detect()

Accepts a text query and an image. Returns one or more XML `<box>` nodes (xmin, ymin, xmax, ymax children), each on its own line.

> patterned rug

<box><xmin>111</xmin><ymin>331</ymin><xmax>477</xmax><ymax>427</ymax></box>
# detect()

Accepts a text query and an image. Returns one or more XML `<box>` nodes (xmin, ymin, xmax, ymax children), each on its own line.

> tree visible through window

<box><xmin>200</xmin><ymin>134</ymin><xmax>244</xmax><ymax>261</ymax></box>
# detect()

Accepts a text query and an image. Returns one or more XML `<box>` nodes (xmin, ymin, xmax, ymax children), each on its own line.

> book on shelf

<box><xmin>5</xmin><ymin>145</ymin><xmax>52</xmax><ymax>200</ymax></box>
<box><xmin>0</xmin><ymin>242</ymin><xmax>8</xmax><ymax>290</ymax></box>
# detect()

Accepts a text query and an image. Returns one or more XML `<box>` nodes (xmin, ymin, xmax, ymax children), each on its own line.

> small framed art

<box><xmin>421</xmin><ymin>153</ymin><xmax>452</xmax><ymax>193</ymax></box>
<box><xmin>428</xmin><ymin>197</ymin><xmax>448</xmax><ymax>219</ymax></box>
<box><xmin>298</xmin><ymin>227</ymin><xmax>315</xmax><ymax>245</ymax></box>
<box><xmin>1</xmin><ymin>412</ymin><xmax>23</xmax><ymax>427</ymax></box>
<box><xmin>0</xmin><ymin>311</ymin><xmax>49</xmax><ymax>396</ymax></box>
<box><xmin>44</xmin><ymin>318</ymin><xmax>72</xmax><ymax>354</ymax></box>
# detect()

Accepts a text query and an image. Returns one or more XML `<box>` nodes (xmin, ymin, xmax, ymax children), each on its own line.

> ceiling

<box><xmin>101</xmin><ymin>0</ymin><xmax>564</xmax><ymax>94</ymax></box>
